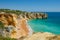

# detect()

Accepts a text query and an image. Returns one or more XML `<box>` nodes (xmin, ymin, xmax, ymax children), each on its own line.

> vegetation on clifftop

<box><xmin>0</xmin><ymin>9</ymin><xmax>27</xmax><ymax>15</ymax></box>
<box><xmin>0</xmin><ymin>9</ymin><xmax>45</xmax><ymax>15</ymax></box>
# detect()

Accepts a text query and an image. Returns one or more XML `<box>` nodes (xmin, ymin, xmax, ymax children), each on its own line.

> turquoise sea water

<box><xmin>28</xmin><ymin>12</ymin><xmax>60</xmax><ymax>35</ymax></box>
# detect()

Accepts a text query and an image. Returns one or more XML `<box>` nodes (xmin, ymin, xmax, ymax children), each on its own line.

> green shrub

<box><xmin>0</xmin><ymin>35</ymin><xmax>16</xmax><ymax>40</ymax></box>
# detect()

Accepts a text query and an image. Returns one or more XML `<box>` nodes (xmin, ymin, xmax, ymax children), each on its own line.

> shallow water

<box><xmin>28</xmin><ymin>12</ymin><xmax>60</xmax><ymax>35</ymax></box>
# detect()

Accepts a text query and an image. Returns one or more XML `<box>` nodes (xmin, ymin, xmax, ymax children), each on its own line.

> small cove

<box><xmin>28</xmin><ymin>12</ymin><xmax>60</xmax><ymax>35</ymax></box>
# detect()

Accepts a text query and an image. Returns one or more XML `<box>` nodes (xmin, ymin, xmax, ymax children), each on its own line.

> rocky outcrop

<box><xmin>24</xmin><ymin>32</ymin><xmax>60</xmax><ymax>40</ymax></box>
<box><xmin>0</xmin><ymin>13</ymin><xmax>18</xmax><ymax>27</ymax></box>
<box><xmin>0</xmin><ymin>13</ymin><xmax>33</xmax><ymax>39</ymax></box>
<box><xmin>19</xmin><ymin>13</ymin><xmax>47</xmax><ymax>19</ymax></box>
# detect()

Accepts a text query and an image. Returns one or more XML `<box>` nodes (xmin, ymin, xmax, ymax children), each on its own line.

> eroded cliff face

<box><xmin>0</xmin><ymin>12</ymin><xmax>47</xmax><ymax>39</ymax></box>
<box><xmin>0</xmin><ymin>13</ymin><xmax>17</xmax><ymax>27</ymax></box>
<box><xmin>19</xmin><ymin>13</ymin><xmax>47</xmax><ymax>19</ymax></box>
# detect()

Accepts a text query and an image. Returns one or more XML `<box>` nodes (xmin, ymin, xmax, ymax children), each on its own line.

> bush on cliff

<box><xmin>0</xmin><ymin>21</ymin><xmax>4</xmax><ymax>29</ymax></box>
<box><xmin>0</xmin><ymin>9</ymin><xmax>24</xmax><ymax>15</ymax></box>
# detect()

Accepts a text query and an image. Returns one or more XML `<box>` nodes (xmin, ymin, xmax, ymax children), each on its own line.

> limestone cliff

<box><xmin>0</xmin><ymin>12</ymin><xmax>47</xmax><ymax>39</ymax></box>
<box><xmin>19</xmin><ymin>12</ymin><xmax>47</xmax><ymax>19</ymax></box>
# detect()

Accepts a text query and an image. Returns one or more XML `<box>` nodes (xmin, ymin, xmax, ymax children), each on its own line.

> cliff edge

<box><xmin>24</xmin><ymin>32</ymin><xmax>60</xmax><ymax>40</ymax></box>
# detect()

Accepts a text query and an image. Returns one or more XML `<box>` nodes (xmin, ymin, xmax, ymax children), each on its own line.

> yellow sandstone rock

<box><xmin>0</xmin><ymin>12</ymin><xmax>47</xmax><ymax>39</ymax></box>
<box><xmin>0</xmin><ymin>13</ymin><xmax>33</xmax><ymax>39</ymax></box>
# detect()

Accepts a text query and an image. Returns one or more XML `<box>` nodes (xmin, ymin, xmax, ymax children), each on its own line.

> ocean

<box><xmin>28</xmin><ymin>12</ymin><xmax>60</xmax><ymax>35</ymax></box>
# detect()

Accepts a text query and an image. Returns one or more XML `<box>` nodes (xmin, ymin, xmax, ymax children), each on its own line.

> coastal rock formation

<box><xmin>0</xmin><ymin>13</ymin><xmax>17</xmax><ymax>27</ymax></box>
<box><xmin>0</xmin><ymin>12</ymin><xmax>47</xmax><ymax>39</ymax></box>
<box><xmin>24</xmin><ymin>32</ymin><xmax>60</xmax><ymax>40</ymax></box>
<box><xmin>19</xmin><ymin>13</ymin><xmax>47</xmax><ymax>19</ymax></box>
<box><xmin>0</xmin><ymin>13</ymin><xmax>33</xmax><ymax>39</ymax></box>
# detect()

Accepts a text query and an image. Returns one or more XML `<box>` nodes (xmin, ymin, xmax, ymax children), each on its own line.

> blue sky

<box><xmin>0</xmin><ymin>0</ymin><xmax>60</xmax><ymax>12</ymax></box>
